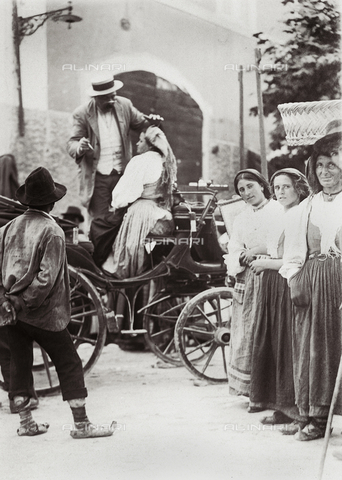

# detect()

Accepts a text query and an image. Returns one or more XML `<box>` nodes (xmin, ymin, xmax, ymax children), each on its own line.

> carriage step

<box><xmin>121</xmin><ymin>329</ymin><xmax>147</xmax><ymax>335</ymax></box>
<box><xmin>105</xmin><ymin>311</ymin><xmax>120</xmax><ymax>333</ymax></box>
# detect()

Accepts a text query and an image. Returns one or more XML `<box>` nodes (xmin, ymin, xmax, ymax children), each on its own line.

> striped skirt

<box><xmin>228</xmin><ymin>267</ymin><xmax>263</xmax><ymax>396</ymax></box>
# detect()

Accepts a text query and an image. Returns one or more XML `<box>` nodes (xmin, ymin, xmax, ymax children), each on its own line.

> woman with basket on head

<box><xmin>224</xmin><ymin>169</ymin><xmax>282</xmax><ymax>406</ymax></box>
<box><xmin>248</xmin><ymin>168</ymin><xmax>310</xmax><ymax>428</ymax></box>
<box><xmin>279</xmin><ymin>100</ymin><xmax>342</xmax><ymax>441</ymax></box>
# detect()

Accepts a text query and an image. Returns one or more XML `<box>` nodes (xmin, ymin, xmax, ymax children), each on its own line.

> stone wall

<box><xmin>9</xmin><ymin>108</ymin><xmax>83</xmax><ymax>219</ymax></box>
<box><xmin>7</xmin><ymin>107</ymin><xmax>258</xmax><ymax>211</ymax></box>
<box><xmin>208</xmin><ymin>140</ymin><xmax>262</xmax><ymax>199</ymax></box>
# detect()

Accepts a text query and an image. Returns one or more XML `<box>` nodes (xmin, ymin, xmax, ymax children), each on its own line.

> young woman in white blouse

<box><xmin>249</xmin><ymin>168</ymin><xmax>310</xmax><ymax>430</ymax></box>
<box><xmin>225</xmin><ymin>169</ymin><xmax>282</xmax><ymax>405</ymax></box>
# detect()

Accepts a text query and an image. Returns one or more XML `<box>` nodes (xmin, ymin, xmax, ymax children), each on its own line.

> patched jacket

<box><xmin>0</xmin><ymin>209</ymin><xmax>70</xmax><ymax>331</ymax></box>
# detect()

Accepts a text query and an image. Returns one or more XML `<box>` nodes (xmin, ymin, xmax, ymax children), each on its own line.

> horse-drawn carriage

<box><xmin>0</xmin><ymin>185</ymin><xmax>235</xmax><ymax>394</ymax></box>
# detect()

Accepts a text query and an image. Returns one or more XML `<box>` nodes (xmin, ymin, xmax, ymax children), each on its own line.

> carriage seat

<box><xmin>145</xmin><ymin>201</ymin><xmax>225</xmax><ymax>265</ymax></box>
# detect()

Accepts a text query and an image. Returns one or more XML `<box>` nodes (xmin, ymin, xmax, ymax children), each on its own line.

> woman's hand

<box><xmin>250</xmin><ymin>259</ymin><xmax>268</xmax><ymax>275</ymax></box>
<box><xmin>239</xmin><ymin>250</ymin><xmax>256</xmax><ymax>266</ymax></box>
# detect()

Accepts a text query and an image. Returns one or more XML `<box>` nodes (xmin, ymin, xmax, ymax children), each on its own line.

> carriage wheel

<box><xmin>33</xmin><ymin>266</ymin><xmax>107</xmax><ymax>395</ymax></box>
<box><xmin>174</xmin><ymin>287</ymin><xmax>233</xmax><ymax>383</ymax></box>
<box><xmin>143</xmin><ymin>292</ymin><xmax>196</xmax><ymax>365</ymax></box>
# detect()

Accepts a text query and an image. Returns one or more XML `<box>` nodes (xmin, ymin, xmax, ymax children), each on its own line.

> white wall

<box><xmin>0</xmin><ymin>0</ymin><xmax>18</xmax><ymax>154</ymax></box>
<box><xmin>18</xmin><ymin>0</ymin><xmax>48</xmax><ymax>110</ymax></box>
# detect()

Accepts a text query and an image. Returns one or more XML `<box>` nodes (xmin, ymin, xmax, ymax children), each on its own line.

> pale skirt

<box><xmin>103</xmin><ymin>199</ymin><xmax>173</xmax><ymax>279</ymax></box>
<box><xmin>228</xmin><ymin>267</ymin><xmax>263</xmax><ymax>396</ymax></box>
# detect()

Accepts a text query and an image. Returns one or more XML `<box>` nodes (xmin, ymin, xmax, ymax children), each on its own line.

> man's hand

<box><xmin>77</xmin><ymin>137</ymin><xmax>93</xmax><ymax>155</ymax></box>
<box><xmin>0</xmin><ymin>301</ymin><xmax>16</xmax><ymax>326</ymax></box>
<box><xmin>144</xmin><ymin>114</ymin><xmax>164</xmax><ymax>124</ymax></box>
<box><xmin>6</xmin><ymin>294</ymin><xmax>21</xmax><ymax>313</ymax></box>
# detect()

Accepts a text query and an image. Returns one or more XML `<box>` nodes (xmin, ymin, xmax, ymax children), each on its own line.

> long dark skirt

<box><xmin>250</xmin><ymin>270</ymin><xmax>296</xmax><ymax>408</ymax></box>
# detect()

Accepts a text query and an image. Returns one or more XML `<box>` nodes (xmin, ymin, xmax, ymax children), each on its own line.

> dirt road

<box><xmin>1</xmin><ymin>344</ymin><xmax>341</xmax><ymax>480</ymax></box>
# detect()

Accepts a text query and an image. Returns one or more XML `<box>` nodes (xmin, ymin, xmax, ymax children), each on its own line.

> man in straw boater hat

<box><xmin>67</xmin><ymin>73</ymin><xmax>163</xmax><ymax>219</ymax></box>
<box><xmin>0</xmin><ymin>167</ymin><xmax>115</xmax><ymax>438</ymax></box>
<box><xmin>277</xmin><ymin>100</ymin><xmax>342</xmax><ymax>450</ymax></box>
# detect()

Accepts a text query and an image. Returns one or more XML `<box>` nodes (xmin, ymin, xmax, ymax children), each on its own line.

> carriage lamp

<box><xmin>13</xmin><ymin>1</ymin><xmax>82</xmax><ymax>136</ymax></box>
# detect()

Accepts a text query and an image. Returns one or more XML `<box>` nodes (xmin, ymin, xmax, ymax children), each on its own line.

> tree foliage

<box><xmin>252</xmin><ymin>0</ymin><xmax>341</xmax><ymax>173</ymax></box>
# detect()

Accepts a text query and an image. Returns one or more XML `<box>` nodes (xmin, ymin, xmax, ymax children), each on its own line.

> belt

<box><xmin>95</xmin><ymin>169</ymin><xmax>122</xmax><ymax>177</ymax></box>
<box><xmin>308</xmin><ymin>251</ymin><xmax>341</xmax><ymax>261</ymax></box>
<box><xmin>110</xmin><ymin>168</ymin><xmax>122</xmax><ymax>176</ymax></box>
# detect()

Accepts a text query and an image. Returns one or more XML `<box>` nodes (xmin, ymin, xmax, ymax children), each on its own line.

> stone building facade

<box><xmin>1</xmin><ymin>0</ymin><xmax>285</xmax><ymax>216</ymax></box>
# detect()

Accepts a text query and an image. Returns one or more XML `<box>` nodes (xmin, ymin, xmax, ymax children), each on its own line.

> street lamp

<box><xmin>12</xmin><ymin>1</ymin><xmax>82</xmax><ymax>136</ymax></box>
<box><xmin>18</xmin><ymin>1</ymin><xmax>82</xmax><ymax>43</ymax></box>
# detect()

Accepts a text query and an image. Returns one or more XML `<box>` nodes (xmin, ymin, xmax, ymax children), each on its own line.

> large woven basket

<box><xmin>278</xmin><ymin>100</ymin><xmax>342</xmax><ymax>146</ymax></box>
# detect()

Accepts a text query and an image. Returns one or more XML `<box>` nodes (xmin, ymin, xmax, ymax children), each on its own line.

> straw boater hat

<box><xmin>277</xmin><ymin>99</ymin><xmax>342</xmax><ymax>146</ymax></box>
<box><xmin>87</xmin><ymin>75</ymin><xmax>123</xmax><ymax>97</ymax></box>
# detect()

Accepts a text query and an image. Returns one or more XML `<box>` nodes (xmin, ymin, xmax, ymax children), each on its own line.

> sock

<box><xmin>313</xmin><ymin>417</ymin><xmax>328</xmax><ymax>432</ymax></box>
<box><xmin>19</xmin><ymin>408</ymin><xmax>37</xmax><ymax>432</ymax></box>
<box><xmin>71</xmin><ymin>406</ymin><xmax>90</xmax><ymax>429</ymax></box>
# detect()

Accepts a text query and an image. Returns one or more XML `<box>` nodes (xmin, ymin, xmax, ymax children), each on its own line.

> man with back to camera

<box><xmin>66</xmin><ymin>74</ymin><xmax>163</xmax><ymax>219</ymax></box>
<box><xmin>0</xmin><ymin>166</ymin><xmax>115</xmax><ymax>438</ymax></box>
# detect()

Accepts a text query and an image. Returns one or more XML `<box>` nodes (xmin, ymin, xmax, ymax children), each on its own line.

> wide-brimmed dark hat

<box><xmin>16</xmin><ymin>167</ymin><xmax>67</xmax><ymax>206</ymax></box>
<box><xmin>62</xmin><ymin>205</ymin><xmax>84</xmax><ymax>222</ymax></box>
<box><xmin>234</xmin><ymin>168</ymin><xmax>271</xmax><ymax>198</ymax></box>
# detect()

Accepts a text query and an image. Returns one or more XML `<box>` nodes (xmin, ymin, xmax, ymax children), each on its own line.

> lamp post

<box><xmin>238</xmin><ymin>66</ymin><xmax>247</xmax><ymax>170</ymax></box>
<box><xmin>12</xmin><ymin>1</ymin><xmax>82</xmax><ymax>136</ymax></box>
<box><xmin>254</xmin><ymin>48</ymin><xmax>268</xmax><ymax>180</ymax></box>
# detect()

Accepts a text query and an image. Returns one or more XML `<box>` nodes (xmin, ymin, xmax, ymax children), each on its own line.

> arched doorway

<box><xmin>117</xmin><ymin>70</ymin><xmax>203</xmax><ymax>185</ymax></box>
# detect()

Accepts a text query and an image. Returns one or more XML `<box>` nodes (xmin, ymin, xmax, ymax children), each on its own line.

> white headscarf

<box><xmin>144</xmin><ymin>126</ymin><xmax>177</xmax><ymax>208</ymax></box>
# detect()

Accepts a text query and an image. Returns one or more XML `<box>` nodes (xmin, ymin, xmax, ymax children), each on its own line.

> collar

<box><xmin>27</xmin><ymin>208</ymin><xmax>56</xmax><ymax>222</ymax></box>
<box><xmin>252</xmin><ymin>198</ymin><xmax>269</xmax><ymax>212</ymax></box>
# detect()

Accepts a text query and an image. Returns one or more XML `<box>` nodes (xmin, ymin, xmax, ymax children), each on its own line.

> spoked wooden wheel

<box><xmin>174</xmin><ymin>287</ymin><xmax>233</xmax><ymax>383</ymax></box>
<box><xmin>33</xmin><ymin>266</ymin><xmax>107</xmax><ymax>395</ymax></box>
<box><xmin>143</xmin><ymin>292</ymin><xmax>196</xmax><ymax>365</ymax></box>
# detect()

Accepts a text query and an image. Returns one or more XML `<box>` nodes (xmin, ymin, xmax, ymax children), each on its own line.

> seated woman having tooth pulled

<box><xmin>102</xmin><ymin>126</ymin><xmax>177</xmax><ymax>278</ymax></box>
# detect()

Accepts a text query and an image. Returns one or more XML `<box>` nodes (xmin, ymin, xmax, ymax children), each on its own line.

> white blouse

<box><xmin>266</xmin><ymin>208</ymin><xmax>286</xmax><ymax>259</ymax></box>
<box><xmin>224</xmin><ymin>199</ymin><xmax>282</xmax><ymax>277</ymax></box>
<box><xmin>111</xmin><ymin>151</ymin><xmax>163</xmax><ymax>209</ymax></box>
<box><xmin>280</xmin><ymin>192</ymin><xmax>342</xmax><ymax>280</ymax></box>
